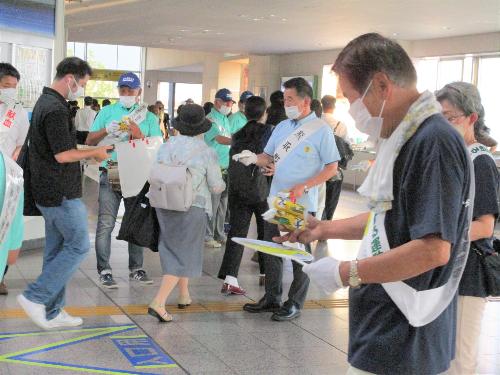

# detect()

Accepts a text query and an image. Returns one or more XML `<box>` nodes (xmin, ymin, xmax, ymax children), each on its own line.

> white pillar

<box><xmin>202</xmin><ymin>58</ymin><xmax>220</xmax><ymax>103</ymax></box>
<box><xmin>52</xmin><ymin>0</ymin><xmax>66</xmax><ymax>77</ymax></box>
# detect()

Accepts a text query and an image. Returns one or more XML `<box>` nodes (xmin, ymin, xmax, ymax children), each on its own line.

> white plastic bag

<box><xmin>115</xmin><ymin>137</ymin><xmax>163</xmax><ymax>198</ymax></box>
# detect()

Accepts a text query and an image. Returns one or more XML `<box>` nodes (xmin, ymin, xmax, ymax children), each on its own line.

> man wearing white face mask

<box><xmin>18</xmin><ymin>57</ymin><xmax>113</xmax><ymax>329</ymax></box>
<box><xmin>0</xmin><ymin>63</ymin><xmax>29</xmax><ymax>161</ymax></box>
<box><xmin>86</xmin><ymin>72</ymin><xmax>162</xmax><ymax>289</ymax></box>
<box><xmin>204</xmin><ymin>88</ymin><xmax>233</xmax><ymax>248</ymax></box>
<box><xmin>0</xmin><ymin>63</ymin><xmax>30</xmax><ymax>296</ymax></box>
<box><xmin>234</xmin><ymin>77</ymin><xmax>340</xmax><ymax>321</ymax></box>
<box><xmin>274</xmin><ymin>34</ymin><xmax>473</xmax><ymax>375</ymax></box>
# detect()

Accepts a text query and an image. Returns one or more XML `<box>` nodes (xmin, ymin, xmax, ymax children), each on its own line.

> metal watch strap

<box><xmin>349</xmin><ymin>259</ymin><xmax>362</xmax><ymax>288</ymax></box>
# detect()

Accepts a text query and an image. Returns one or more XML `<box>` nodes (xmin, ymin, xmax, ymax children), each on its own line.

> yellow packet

<box><xmin>275</xmin><ymin>209</ymin><xmax>306</xmax><ymax>231</ymax></box>
<box><xmin>118</xmin><ymin>116</ymin><xmax>130</xmax><ymax>132</ymax></box>
<box><xmin>273</xmin><ymin>197</ymin><xmax>306</xmax><ymax>216</ymax></box>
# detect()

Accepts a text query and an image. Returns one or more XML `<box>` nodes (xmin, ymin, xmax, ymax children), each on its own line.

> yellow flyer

<box><xmin>231</xmin><ymin>238</ymin><xmax>313</xmax><ymax>265</ymax></box>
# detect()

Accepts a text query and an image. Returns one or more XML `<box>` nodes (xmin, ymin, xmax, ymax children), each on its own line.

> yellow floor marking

<box><xmin>0</xmin><ymin>299</ymin><xmax>349</xmax><ymax>320</ymax></box>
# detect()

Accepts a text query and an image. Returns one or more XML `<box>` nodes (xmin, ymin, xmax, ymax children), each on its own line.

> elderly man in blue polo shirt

<box><xmin>204</xmin><ymin>88</ymin><xmax>233</xmax><ymax>248</ymax></box>
<box><xmin>234</xmin><ymin>77</ymin><xmax>340</xmax><ymax>321</ymax></box>
<box><xmin>86</xmin><ymin>72</ymin><xmax>162</xmax><ymax>289</ymax></box>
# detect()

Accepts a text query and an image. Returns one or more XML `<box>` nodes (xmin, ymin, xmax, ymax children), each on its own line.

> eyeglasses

<box><xmin>445</xmin><ymin>113</ymin><xmax>466</xmax><ymax>124</ymax></box>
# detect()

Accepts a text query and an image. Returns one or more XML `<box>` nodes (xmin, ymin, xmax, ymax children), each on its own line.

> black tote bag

<box><xmin>117</xmin><ymin>182</ymin><xmax>159</xmax><ymax>252</ymax></box>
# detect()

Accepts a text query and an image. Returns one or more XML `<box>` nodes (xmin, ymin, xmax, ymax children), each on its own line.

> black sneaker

<box><xmin>99</xmin><ymin>273</ymin><xmax>118</xmax><ymax>289</ymax></box>
<box><xmin>129</xmin><ymin>270</ymin><xmax>153</xmax><ymax>285</ymax></box>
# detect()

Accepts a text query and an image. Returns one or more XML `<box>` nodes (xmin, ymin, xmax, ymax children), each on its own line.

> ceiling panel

<box><xmin>65</xmin><ymin>0</ymin><xmax>500</xmax><ymax>54</ymax></box>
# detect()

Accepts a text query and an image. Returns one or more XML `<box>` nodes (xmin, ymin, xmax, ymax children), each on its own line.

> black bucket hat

<box><xmin>172</xmin><ymin>104</ymin><xmax>212</xmax><ymax>136</ymax></box>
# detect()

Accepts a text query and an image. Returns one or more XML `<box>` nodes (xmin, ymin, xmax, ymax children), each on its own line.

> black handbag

<box><xmin>116</xmin><ymin>182</ymin><xmax>159</xmax><ymax>252</ymax></box>
<box><xmin>16</xmin><ymin>122</ymin><xmax>41</xmax><ymax>216</ymax></box>
<box><xmin>473</xmin><ymin>240</ymin><xmax>500</xmax><ymax>297</ymax></box>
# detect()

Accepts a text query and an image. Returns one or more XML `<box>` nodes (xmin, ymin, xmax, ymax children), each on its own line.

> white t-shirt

<box><xmin>75</xmin><ymin>106</ymin><xmax>97</xmax><ymax>132</ymax></box>
<box><xmin>322</xmin><ymin>112</ymin><xmax>348</xmax><ymax>140</ymax></box>
<box><xmin>0</xmin><ymin>101</ymin><xmax>30</xmax><ymax>158</ymax></box>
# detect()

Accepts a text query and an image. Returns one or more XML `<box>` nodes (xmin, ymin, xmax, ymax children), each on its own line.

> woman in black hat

<box><xmin>148</xmin><ymin>104</ymin><xmax>225</xmax><ymax>322</ymax></box>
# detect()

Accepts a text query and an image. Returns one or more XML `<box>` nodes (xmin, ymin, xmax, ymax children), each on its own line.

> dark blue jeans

<box><xmin>24</xmin><ymin>198</ymin><xmax>90</xmax><ymax>319</ymax></box>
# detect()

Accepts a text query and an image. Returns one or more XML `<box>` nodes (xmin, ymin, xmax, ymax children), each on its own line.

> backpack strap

<box><xmin>334</xmin><ymin>121</ymin><xmax>341</xmax><ymax>132</ymax></box>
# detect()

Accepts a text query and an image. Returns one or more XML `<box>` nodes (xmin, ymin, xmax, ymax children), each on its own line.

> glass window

<box><xmin>157</xmin><ymin>82</ymin><xmax>171</xmax><ymax>113</ymax></box>
<box><xmin>437</xmin><ymin>59</ymin><xmax>463</xmax><ymax>90</ymax></box>
<box><xmin>66</xmin><ymin>42</ymin><xmax>74</xmax><ymax>57</ymax></box>
<box><xmin>174</xmin><ymin>83</ymin><xmax>202</xmax><ymax>109</ymax></box>
<box><xmin>117</xmin><ymin>45</ymin><xmax>141</xmax><ymax>71</ymax></box>
<box><xmin>415</xmin><ymin>58</ymin><xmax>438</xmax><ymax>92</ymax></box>
<box><xmin>478</xmin><ymin>57</ymin><xmax>500</xmax><ymax>142</ymax></box>
<box><xmin>320</xmin><ymin>64</ymin><xmax>366</xmax><ymax>144</ymax></box>
<box><xmin>321</xmin><ymin>64</ymin><xmax>337</xmax><ymax>98</ymax></box>
<box><xmin>462</xmin><ymin>56</ymin><xmax>473</xmax><ymax>83</ymax></box>
<box><xmin>84</xmin><ymin>80</ymin><xmax>118</xmax><ymax>100</ymax></box>
<box><xmin>87</xmin><ymin>43</ymin><xmax>118</xmax><ymax>70</ymax></box>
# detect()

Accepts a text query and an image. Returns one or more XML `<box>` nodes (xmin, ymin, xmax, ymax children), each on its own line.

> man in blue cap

<box><xmin>204</xmin><ymin>88</ymin><xmax>233</xmax><ymax>248</ymax></box>
<box><xmin>86</xmin><ymin>72</ymin><xmax>162</xmax><ymax>288</ymax></box>
<box><xmin>229</xmin><ymin>90</ymin><xmax>253</xmax><ymax>134</ymax></box>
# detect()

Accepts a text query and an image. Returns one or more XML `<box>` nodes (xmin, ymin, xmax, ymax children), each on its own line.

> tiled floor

<box><xmin>0</xmin><ymin>178</ymin><xmax>499</xmax><ymax>374</ymax></box>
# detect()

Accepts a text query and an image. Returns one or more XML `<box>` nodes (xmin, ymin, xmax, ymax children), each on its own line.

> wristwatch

<box><xmin>349</xmin><ymin>260</ymin><xmax>362</xmax><ymax>289</ymax></box>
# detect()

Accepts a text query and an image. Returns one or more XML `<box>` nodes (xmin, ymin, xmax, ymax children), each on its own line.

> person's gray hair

<box><xmin>435</xmin><ymin>81</ymin><xmax>494</xmax><ymax>145</ymax></box>
<box><xmin>332</xmin><ymin>33</ymin><xmax>417</xmax><ymax>94</ymax></box>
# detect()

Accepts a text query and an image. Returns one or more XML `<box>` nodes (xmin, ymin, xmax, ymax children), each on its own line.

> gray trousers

<box><xmin>261</xmin><ymin>221</ymin><xmax>310</xmax><ymax>309</ymax></box>
<box><xmin>95</xmin><ymin>172</ymin><xmax>144</xmax><ymax>274</ymax></box>
<box><xmin>206</xmin><ymin>173</ymin><xmax>228</xmax><ymax>242</ymax></box>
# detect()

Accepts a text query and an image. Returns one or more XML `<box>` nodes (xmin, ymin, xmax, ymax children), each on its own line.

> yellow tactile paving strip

<box><xmin>0</xmin><ymin>299</ymin><xmax>348</xmax><ymax>319</ymax></box>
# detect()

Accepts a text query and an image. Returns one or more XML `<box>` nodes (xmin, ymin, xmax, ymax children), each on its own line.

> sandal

<box><xmin>147</xmin><ymin>302</ymin><xmax>173</xmax><ymax>322</ymax></box>
<box><xmin>177</xmin><ymin>295</ymin><xmax>192</xmax><ymax>309</ymax></box>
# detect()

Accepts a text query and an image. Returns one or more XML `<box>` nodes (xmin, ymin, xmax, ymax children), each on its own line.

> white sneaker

<box><xmin>47</xmin><ymin>310</ymin><xmax>83</xmax><ymax>328</ymax></box>
<box><xmin>17</xmin><ymin>294</ymin><xmax>50</xmax><ymax>330</ymax></box>
<box><xmin>205</xmin><ymin>239</ymin><xmax>222</xmax><ymax>248</ymax></box>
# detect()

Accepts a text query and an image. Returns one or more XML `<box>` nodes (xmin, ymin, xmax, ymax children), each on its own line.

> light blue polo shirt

<box><xmin>90</xmin><ymin>102</ymin><xmax>162</xmax><ymax>166</ymax></box>
<box><xmin>264</xmin><ymin>112</ymin><xmax>340</xmax><ymax>212</ymax></box>
<box><xmin>229</xmin><ymin>111</ymin><xmax>247</xmax><ymax>134</ymax></box>
<box><xmin>205</xmin><ymin>107</ymin><xmax>231</xmax><ymax>169</ymax></box>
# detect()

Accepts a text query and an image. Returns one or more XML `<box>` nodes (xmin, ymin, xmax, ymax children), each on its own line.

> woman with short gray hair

<box><xmin>436</xmin><ymin>81</ymin><xmax>499</xmax><ymax>374</ymax></box>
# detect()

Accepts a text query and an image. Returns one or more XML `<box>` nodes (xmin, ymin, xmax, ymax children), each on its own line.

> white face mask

<box><xmin>218</xmin><ymin>105</ymin><xmax>231</xmax><ymax>116</ymax></box>
<box><xmin>0</xmin><ymin>88</ymin><xmax>17</xmax><ymax>103</ymax></box>
<box><xmin>348</xmin><ymin>80</ymin><xmax>386</xmax><ymax>139</ymax></box>
<box><xmin>285</xmin><ymin>105</ymin><xmax>301</xmax><ymax>120</ymax></box>
<box><xmin>67</xmin><ymin>78</ymin><xmax>84</xmax><ymax>101</ymax></box>
<box><xmin>119</xmin><ymin>95</ymin><xmax>137</xmax><ymax>108</ymax></box>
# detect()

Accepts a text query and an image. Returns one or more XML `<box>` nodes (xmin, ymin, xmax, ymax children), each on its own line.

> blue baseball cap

<box><xmin>239</xmin><ymin>90</ymin><xmax>254</xmax><ymax>103</ymax></box>
<box><xmin>118</xmin><ymin>72</ymin><xmax>141</xmax><ymax>89</ymax></box>
<box><xmin>215</xmin><ymin>88</ymin><xmax>235</xmax><ymax>103</ymax></box>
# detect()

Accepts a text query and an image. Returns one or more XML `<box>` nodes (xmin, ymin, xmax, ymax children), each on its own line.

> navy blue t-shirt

<box><xmin>348</xmin><ymin>114</ymin><xmax>471</xmax><ymax>375</ymax></box>
<box><xmin>459</xmin><ymin>153</ymin><xmax>499</xmax><ymax>297</ymax></box>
